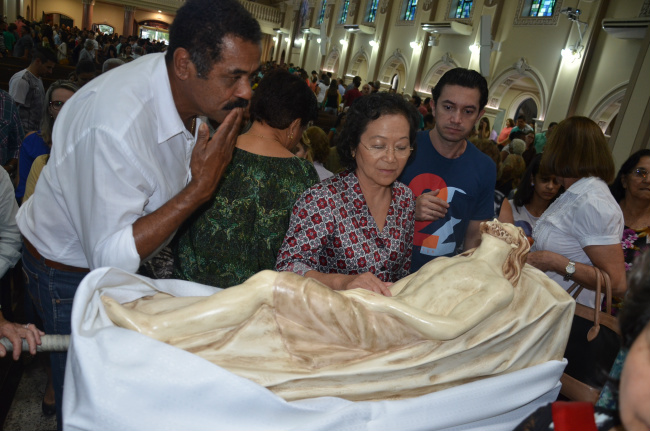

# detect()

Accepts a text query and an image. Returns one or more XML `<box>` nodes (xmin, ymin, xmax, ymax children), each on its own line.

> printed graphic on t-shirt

<box><xmin>408</xmin><ymin>172</ymin><xmax>466</xmax><ymax>257</ymax></box>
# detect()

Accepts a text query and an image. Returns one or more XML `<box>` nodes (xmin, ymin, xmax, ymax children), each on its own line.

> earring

<box><xmin>289</xmin><ymin>132</ymin><xmax>294</xmax><ymax>140</ymax></box>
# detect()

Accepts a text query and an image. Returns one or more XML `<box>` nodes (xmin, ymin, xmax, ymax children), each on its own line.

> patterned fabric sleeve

<box><xmin>276</xmin><ymin>185</ymin><xmax>334</xmax><ymax>276</ymax></box>
<box><xmin>397</xmin><ymin>194</ymin><xmax>416</xmax><ymax>279</ymax></box>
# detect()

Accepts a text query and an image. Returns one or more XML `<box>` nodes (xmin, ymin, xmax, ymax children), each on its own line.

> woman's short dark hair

<box><xmin>337</xmin><ymin>93</ymin><xmax>419</xmax><ymax>171</ymax></box>
<box><xmin>609</xmin><ymin>149</ymin><xmax>650</xmax><ymax>202</ymax></box>
<box><xmin>540</xmin><ymin>116</ymin><xmax>615</xmax><ymax>183</ymax></box>
<box><xmin>166</xmin><ymin>0</ymin><xmax>261</xmax><ymax>78</ymax></box>
<box><xmin>619</xmin><ymin>250</ymin><xmax>650</xmax><ymax>349</ymax></box>
<box><xmin>249</xmin><ymin>69</ymin><xmax>318</xmax><ymax>129</ymax></box>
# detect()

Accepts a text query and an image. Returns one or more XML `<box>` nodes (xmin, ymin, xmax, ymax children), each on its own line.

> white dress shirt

<box><xmin>17</xmin><ymin>53</ymin><xmax>197</xmax><ymax>272</ymax></box>
<box><xmin>532</xmin><ymin>176</ymin><xmax>623</xmax><ymax>307</ymax></box>
<box><xmin>0</xmin><ymin>169</ymin><xmax>21</xmax><ymax>277</ymax></box>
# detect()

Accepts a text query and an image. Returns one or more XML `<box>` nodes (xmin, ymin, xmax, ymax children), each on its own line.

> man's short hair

<box><xmin>31</xmin><ymin>44</ymin><xmax>58</xmax><ymax>65</ymax></box>
<box><xmin>431</xmin><ymin>68</ymin><xmax>488</xmax><ymax>111</ymax></box>
<box><xmin>166</xmin><ymin>0</ymin><xmax>261</xmax><ymax>78</ymax></box>
<box><xmin>75</xmin><ymin>60</ymin><xmax>96</xmax><ymax>76</ymax></box>
<box><xmin>102</xmin><ymin>58</ymin><xmax>125</xmax><ymax>73</ymax></box>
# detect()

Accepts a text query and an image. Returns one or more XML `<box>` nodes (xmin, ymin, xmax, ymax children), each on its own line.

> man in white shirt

<box><xmin>16</xmin><ymin>0</ymin><xmax>261</xmax><ymax>427</ymax></box>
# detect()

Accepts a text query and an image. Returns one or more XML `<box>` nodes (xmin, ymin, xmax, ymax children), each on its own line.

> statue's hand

<box><xmin>343</xmin><ymin>273</ymin><xmax>393</xmax><ymax>297</ymax></box>
<box><xmin>415</xmin><ymin>190</ymin><xmax>449</xmax><ymax>222</ymax></box>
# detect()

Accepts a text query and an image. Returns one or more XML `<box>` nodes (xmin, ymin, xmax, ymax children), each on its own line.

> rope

<box><xmin>0</xmin><ymin>334</ymin><xmax>70</xmax><ymax>352</ymax></box>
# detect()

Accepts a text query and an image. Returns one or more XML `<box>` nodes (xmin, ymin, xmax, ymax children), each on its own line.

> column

<box><xmin>82</xmin><ymin>0</ymin><xmax>95</xmax><ymax>31</ymax></box>
<box><xmin>123</xmin><ymin>5</ymin><xmax>136</xmax><ymax>37</ymax></box>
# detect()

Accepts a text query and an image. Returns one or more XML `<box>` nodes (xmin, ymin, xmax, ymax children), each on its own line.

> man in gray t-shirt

<box><xmin>8</xmin><ymin>45</ymin><xmax>56</xmax><ymax>133</ymax></box>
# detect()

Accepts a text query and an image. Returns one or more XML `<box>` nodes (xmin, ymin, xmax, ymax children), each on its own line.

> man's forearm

<box><xmin>132</xmin><ymin>182</ymin><xmax>209</xmax><ymax>261</ymax></box>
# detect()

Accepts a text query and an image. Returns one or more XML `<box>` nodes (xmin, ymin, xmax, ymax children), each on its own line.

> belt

<box><xmin>23</xmin><ymin>237</ymin><xmax>90</xmax><ymax>273</ymax></box>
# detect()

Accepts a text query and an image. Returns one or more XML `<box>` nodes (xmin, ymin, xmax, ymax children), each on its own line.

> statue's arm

<box><xmin>102</xmin><ymin>270</ymin><xmax>277</xmax><ymax>342</ymax></box>
<box><xmin>345</xmin><ymin>276</ymin><xmax>513</xmax><ymax>341</ymax></box>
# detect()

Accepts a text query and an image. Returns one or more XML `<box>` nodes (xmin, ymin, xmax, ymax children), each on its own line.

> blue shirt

<box><xmin>398</xmin><ymin>131</ymin><xmax>496</xmax><ymax>271</ymax></box>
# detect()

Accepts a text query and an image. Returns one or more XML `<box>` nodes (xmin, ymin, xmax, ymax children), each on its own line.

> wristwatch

<box><xmin>563</xmin><ymin>261</ymin><xmax>576</xmax><ymax>281</ymax></box>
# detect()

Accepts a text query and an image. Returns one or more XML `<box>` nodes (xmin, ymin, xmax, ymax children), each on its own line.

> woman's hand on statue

<box><xmin>343</xmin><ymin>273</ymin><xmax>393</xmax><ymax>297</ymax></box>
<box><xmin>0</xmin><ymin>315</ymin><xmax>44</xmax><ymax>360</ymax></box>
<box><xmin>415</xmin><ymin>190</ymin><xmax>449</xmax><ymax>222</ymax></box>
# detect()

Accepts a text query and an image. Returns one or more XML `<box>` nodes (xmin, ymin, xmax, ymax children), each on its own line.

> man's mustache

<box><xmin>223</xmin><ymin>98</ymin><xmax>249</xmax><ymax>110</ymax></box>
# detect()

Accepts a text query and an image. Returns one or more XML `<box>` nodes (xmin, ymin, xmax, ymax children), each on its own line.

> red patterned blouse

<box><xmin>275</xmin><ymin>170</ymin><xmax>415</xmax><ymax>282</ymax></box>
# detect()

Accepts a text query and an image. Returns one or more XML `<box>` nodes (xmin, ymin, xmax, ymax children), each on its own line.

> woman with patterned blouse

<box><xmin>276</xmin><ymin>93</ymin><xmax>419</xmax><ymax>296</ymax></box>
<box><xmin>609</xmin><ymin>149</ymin><xmax>650</xmax><ymax>313</ymax></box>
<box><xmin>173</xmin><ymin>70</ymin><xmax>319</xmax><ymax>288</ymax></box>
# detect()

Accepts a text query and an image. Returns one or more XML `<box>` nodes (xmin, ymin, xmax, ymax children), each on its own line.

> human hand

<box><xmin>415</xmin><ymin>190</ymin><xmax>449</xmax><ymax>222</ymax></box>
<box><xmin>0</xmin><ymin>319</ymin><xmax>43</xmax><ymax>361</ymax></box>
<box><xmin>526</xmin><ymin>250</ymin><xmax>555</xmax><ymax>272</ymax></box>
<box><xmin>188</xmin><ymin>109</ymin><xmax>242</xmax><ymax>203</ymax></box>
<box><xmin>343</xmin><ymin>272</ymin><xmax>393</xmax><ymax>297</ymax></box>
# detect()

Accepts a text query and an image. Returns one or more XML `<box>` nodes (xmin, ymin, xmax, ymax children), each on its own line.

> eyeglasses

<box><xmin>359</xmin><ymin>142</ymin><xmax>413</xmax><ymax>159</ymax></box>
<box><xmin>49</xmin><ymin>101</ymin><xmax>66</xmax><ymax>111</ymax></box>
<box><xmin>631</xmin><ymin>167</ymin><xmax>649</xmax><ymax>179</ymax></box>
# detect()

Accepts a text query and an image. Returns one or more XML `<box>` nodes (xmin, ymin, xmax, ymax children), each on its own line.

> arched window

<box><xmin>365</xmin><ymin>0</ymin><xmax>379</xmax><ymax>23</ymax></box>
<box><xmin>449</xmin><ymin>0</ymin><xmax>473</xmax><ymax>19</ymax></box>
<box><xmin>523</xmin><ymin>0</ymin><xmax>557</xmax><ymax>17</ymax></box>
<box><xmin>401</xmin><ymin>0</ymin><xmax>418</xmax><ymax>21</ymax></box>
<box><xmin>338</xmin><ymin>0</ymin><xmax>350</xmax><ymax>24</ymax></box>
<box><xmin>317</xmin><ymin>0</ymin><xmax>327</xmax><ymax>25</ymax></box>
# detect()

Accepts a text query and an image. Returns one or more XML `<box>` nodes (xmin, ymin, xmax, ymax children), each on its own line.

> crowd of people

<box><xmin>1</xmin><ymin>15</ymin><xmax>168</xmax><ymax>67</ymax></box>
<box><xmin>0</xmin><ymin>0</ymin><xmax>649</xmax><ymax>430</ymax></box>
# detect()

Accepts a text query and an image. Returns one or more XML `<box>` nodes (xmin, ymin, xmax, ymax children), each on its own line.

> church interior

<box><xmin>1</xmin><ymin>0</ymin><xmax>650</xmax><ymax>429</ymax></box>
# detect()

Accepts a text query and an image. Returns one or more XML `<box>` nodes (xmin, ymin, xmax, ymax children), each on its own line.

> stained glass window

<box><xmin>528</xmin><ymin>0</ymin><xmax>556</xmax><ymax>17</ymax></box>
<box><xmin>317</xmin><ymin>0</ymin><xmax>326</xmax><ymax>25</ymax></box>
<box><xmin>338</xmin><ymin>0</ymin><xmax>350</xmax><ymax>24</ymax></box>
<box><xmin>452</xmin><ymin>0</ymin><xmax>472</xmax><ymax>19</ymax></box>
<box><xmin>402</xmin><ymin>0</ymin><xmax>418</xmax><ymax>21</ymax></box>
<box><xmin>366</xmin><ymin>0</ymin><xmax>379</xmax><ymax>23</ymax></box>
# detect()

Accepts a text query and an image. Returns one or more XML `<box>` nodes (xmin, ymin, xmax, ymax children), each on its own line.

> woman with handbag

<box><xmin>526</xmin><ymin>116</ymin><xmax>626</xmax><ymax>389</ymax></box>
<box><xmin>515</xmin><ymin>249</ymin><xmax>650</xmax><ymax>431</ymax></box>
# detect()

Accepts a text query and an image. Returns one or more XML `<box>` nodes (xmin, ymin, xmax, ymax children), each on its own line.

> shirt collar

<box><xmin>151</xmin><ymin>54</ymin><xmax>191</xmax><ymax>144</ymax></box>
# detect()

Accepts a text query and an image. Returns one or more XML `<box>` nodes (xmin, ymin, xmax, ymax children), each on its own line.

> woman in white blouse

<box><xmin>527</xmin><ymin>116</ymin><xmax>626</xmax><ymax>308</ymax></box>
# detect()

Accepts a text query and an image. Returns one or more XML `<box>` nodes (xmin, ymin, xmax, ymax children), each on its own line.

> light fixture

<box><xmin>560</xmin><ymin>7</ymin><xmax>588</xmax><ymax>63</ymax></box>
<box><xmin>295</xmin><ymin>38</ymin><xmax>303</xmax><ymax>47</ymax></box>
<box><xmin>409</xmin><ymin>40</ymin><xmax>422</xmax><ymax>50</ymax></box>
<box><xmin>317</xmin><ymin>37</ymin><xmax>322</xmax><ymax>43</ymax></box>
<box><xmin>272</xmin><ymin>36</ymin><xmax>278</xmax><ymax>42</ymax></box>
<box><xmin>340</xmin><ymin>38</ymin><xmax>348</xmax><ymax>47</ymax></box>
<box><xmin>273</xmin><ymin>28</ymin><xmax>283</xmax><ymax>33</ymax></box>
<box><xmin>369</xmin><ymin>39</ymin><xmax>379</xmax><ymax>47</ymax></box>
<box><xmin>469</xmin><ymin>43</ymin><xmax>480</xmax><ymax>54</ymax></box>
<box><xmin>284</xmin><ymin>37</ymin><xmax>290</xmax><ymax>43</ymax></box>
<box><xmin>561</xmin><ymin>45</ymin><xmax>583</xmax><ymax>61</ymax></box>
<box><xmin>427</xmin><ymin>35</ymin><xmax>439</xmax><ymax>47</ymax></box>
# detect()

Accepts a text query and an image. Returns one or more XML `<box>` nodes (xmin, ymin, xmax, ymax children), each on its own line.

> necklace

<box><xmin>244</xmin><ymin>132</ymin><xmax>284</xmax><ymax>146</ymax></box>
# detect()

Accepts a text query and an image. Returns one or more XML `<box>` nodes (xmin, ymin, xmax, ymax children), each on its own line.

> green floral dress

<box><xmin>173</xmin><ymin>148</ymin><xmax>319</xmax><ymax>288</ymax></box>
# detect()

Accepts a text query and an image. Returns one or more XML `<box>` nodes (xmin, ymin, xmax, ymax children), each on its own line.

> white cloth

<box><xmin>0</xmin><ymin>169</ymin><xmax>21</xmax><ymax>277</ymax></box>
<box><xmin>313</xmin><ymin>161</ymin><xmax>333</xmax><ymax>180</ymax></box>
<box><xmin>316</xmin><ymin>81</ymin><xmax>328</xmax><ymax>104</ymax></box>
<box><xmin>532</xmin><ymin>177</ymin><xmax>623</xmax><ymax>307</ymax></box>
<box><xmin>65</xmin><ymin>267</ymin><xmax>566</xmax><ymax>431</ymax></box>
<box><xmin>17</xmin><ymin>53</ymin><xmax>198</xmax><ymax>272</ymax></box>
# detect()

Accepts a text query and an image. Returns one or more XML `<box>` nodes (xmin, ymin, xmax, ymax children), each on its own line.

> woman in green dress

<box><xmin>173</xmin><ymin>69</ymin><xmax>320</xmax><ymax>287</ymax></box>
